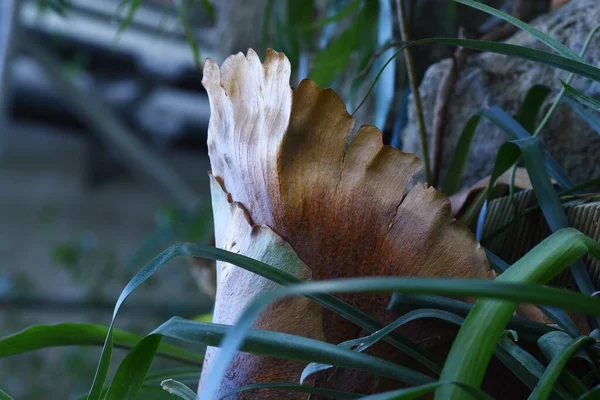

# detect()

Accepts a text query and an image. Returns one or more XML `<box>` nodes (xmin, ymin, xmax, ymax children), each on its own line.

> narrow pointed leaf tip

<box><xmin>200</xmin><ymin>49</ymin><xmax>493</xmax><ymax>395</ymax></box>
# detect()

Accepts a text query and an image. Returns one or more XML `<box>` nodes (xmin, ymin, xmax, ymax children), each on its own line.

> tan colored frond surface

<box><xmin>199</xmin><ymin>174</ymin><xmax>324</xmax><ymax>398</ymax></box>
<box><xmin>201</xmin><ymin>49</ymin><xmax>491</xmax><ymax>395</ymax></box>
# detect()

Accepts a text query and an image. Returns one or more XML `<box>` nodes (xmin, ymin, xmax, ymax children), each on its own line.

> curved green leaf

<box><xmin>562</xmin><ymin>81</ymin><xmax>600</xmax><ymax>112</ymax></box>
<box><xmin>0</xmin><ymin>389</ymin><xmax>14</xmax><ymax>400</ymax></box>
<box><xmin>389</xmin><ymin>293</ymin><xmax>555</xmax><ymax>337</ymax></box>
<box><xmin>530</xmin><ymin>336</ymin><xmax>595</xmax><ymax>399</ymax></box>
<box><xmin>516</xmin><ymin>85</ymin><xmax>552</xmax><ymax>133</ymax></box>
<box><xmin>0</xmin><ymin>323</ymin><xmax>201</xmax><ymax>365</ymax></box>
<box><xmin>152</xmin><ymin>317</ymin><xmax>433</xmax><ymax>387</ymax></box>
<box><xmin>199</xmin><ymin>229</ymin><xmax>600</xmax><ymax>398</ymax></box>
<box><xmin>482</xmin><ymin>106</ymin><xmax>573</xmax><ymax>189</ymax></box>
<box><xmin>436</xmin><ymin>229</ymin><xmax>600</xmax><ymax>400</ymax></box>
<box><xmin>353</xmin><ymin>37</ymin><xmax>600</xmax><ymax>115</ymax></box>
<box><xmin>301</xmin><ymin>0</ymin><xmax>360</xmax><ymax>32</ymax></box>
<box><xmin>93</xmin><ymin>242</ymin><xmax>441</xmax><ymax>385</ymax></box>
<box><xmin>300</xmin><ymin>309</ymin><xmax>463</xmax><ymax>385</ymax></box>
<box><xmin>496</xmin><ymin>334</ymin><xmax>573</xmax><ymax>400</ymax></box>
<box><xmin>485</xmin><ymin>250</ymin><xmax>582</xmax><ymax>338</ymax></box>
<box><xmin>442</xmin><ymin>114</ymin><xmax>482</xmax><ymax>195</ymax></box>
<box><xmin>454</xmin><ymin>0</ymin><xmax>581</xmax><ymax>60</ymax></box>
<box><xmin>105</xmin><ymin>334</ymin><xmax>162</xmax><ymax>400</ymax></box>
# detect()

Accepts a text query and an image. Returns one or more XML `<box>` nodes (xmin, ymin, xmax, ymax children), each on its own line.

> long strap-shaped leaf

<box><xmin>199</xmin><ymin>238</ymin><xmax>600</xmax><ymax>399</ymax></box>
<box><xmin>529</xmin><ymin>336</ymin><xmax>595</xmax><ymax>399</ymax></box>
<box><xmin>562</xmin><ymin>81</ymin><xmax>600</xmax><ymax>112</ymax></box>
<box><xmin>0</xmin><ymin>389</ymin><xmax>14</xmax><ymax>400</ymax></box>
<box><xmin>354</xmin><ymin>37</ymin><xmax>600</xmax><ymax>115</ymax></box>
<box><xmin>300</xmin><ymin>309</ymin><xmax>464</xmax><ymax>385</ymax></box>
<box><xmin>104</xmin><ymin>316</ymin><xmax>433</xmax><ymax>399</ymax></box>
<box><xmin>154</xmin><ymin>317</ymin><xmax>432</xmax><ymax>385</ymax></box>
<box><xmin>454</xmin><ymin>0</ymin><xmax>581</xmax><ymax>61</ymax></box>
<box><xmin>86</xmin><ymin>243</ymin><xmax>441</xmax><ymax>400</ymax></box>
<box><xmin>436</xmin><ymin>229</ymin><xmax>600</xmax><ymax>400</ymax></box>
<box><xmin>495</xmin><ymin>334</ymin><xmax>573</xmax><ymax>400</ymax></box>
<box><xmin>0</xmin><ymin>322</ymin><xmax>202</xmax><ymax>365</ymax></box>
<box><xmin>389</xmin><ymin>292</ymin><xmax>555</xmax><ymax>337</ymax></box>
<box><xmin>485</xmin><ymin>250</ymin><xmax>582</xmax><ymax>338</ymax></box>
<box><xmin>478</xmin><ymin>108</ymin><xmax>597</xmax><ymax>309</ymax></box>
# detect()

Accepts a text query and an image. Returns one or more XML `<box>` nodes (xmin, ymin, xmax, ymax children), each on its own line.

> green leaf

<box><xmin>160</xmin><ymin>379</ymin><xmax>196</xmax><ymax>400</ymax></box>
<box><xmin>580</xmin><ymin>385</ymin><xmax>600</xmax><ymax>400</ymax></box>
<box><xmin>539</xmin><ymin>331</ymin><xmax>594</xmax><ymax>366</ymax></box>
<box><xmin>285</xmin><ymin>0</ymin><xmax>315</xmax><ymax>60</ymax></box>
<box><xmin>442</xmin><ymin>114</ymin><xmax>482</xmax><ymax>195</ymax></box>
<box><xmin>485</xmin><ymin>251</ymin><xmax>582</xmax><ymax>338</ymax></box>
<box><xmin>310</xmin><ymin>20</ymin><xmax>360</xmax><ymax>86</ymax></box>
<box><xmin>436</xmin><ymin>229</ymin><xmax>600</xmax><ymax>400</ymax></box>
<box><xmin>485</xmin><ymin>134</ymin><xmax>596</xmax><ymax>300</ymax></box>
<box><xmin>530</xmin><ymin>336</ymin><xmax>595</xmax><ymax>399</ymax></box>
<box><xmin>302</xmin><ymin>0</ymin><xmax>360</xmax><ymax>32</ymax></box>
<box><xmin>153</xmin><ymin>317</ymin><xmax>433</xmax><ymax>387</ymax></box>
<box><xmin>358</xmin><ymin>381</ymin><xmax>493</xmax><ymax>400</ymax></box>
<box><xmin>453</xmin><ymin>0</ymin><xmax>581</xmax><ymax>61</ymax></box>
<box><xmin>177</xmin><ymin>0</ymin><xmax>201</xmax><ymax>68</ymax></box>
<box><xmin>562</xmin><ymin>81</ymin><xmax>600</xmax><ymax>113</ymax></box>
<box><xmin>495</xmin><ymin>334</ymin><xmax>573</xmax><ymax>400</ymax></box>
<box><xmin>115</xmin><ymin>0</ymin><xmax>141</xmax><ymax>40</ymax></box>
<box><xmin>300</xmin><ymin>309</ymin><xmax>463</xmax><ymax>385</ymax></box>
<box><xmin>353</xmin><ymin>37</ymin><xmax>600</xmax><ymax>115</ymax></box>
<box><xmin>482</xmin><ymin>107</ymin><xmax>574</xmax><ymax>189</ymax></box>
<box><xmin>105</xmin><ymin>334</ymin><xmax>162</xmax><ymax>400</ymax></box>
<box><xmin>197</xmin><ymin>229</ymin><xmax>600</xmax><ymax>398</ymax></box>
<box><xmin>389</xmin><ymin>293</ymin><xmax>554</xmax><ymax>337</ymax></box>
<box><xmin>109</xmin><ymin>242</ymin><xmax>442</xmax><ymax>375</ymax></box>
<box><xmin>218</xmin><ymin>382</ymin><xmax>360</xmax><ymax>400</ymax></box>
<box><xmin>531</xmin><ymin>23</ymin><xmax>600</xmax><ymax>138</ymax></box>
<box><xmin>0</xmin><ymin>322</ymin><xmax>201</xmax><ymax>365</ymax></box>
<box><xmin>0</xmin><ymin>389</ymin><xmax>14</xmax><ymax>400</ymax></box>
<box><xmin>200</xmin><ymin>0</ymin><xmax>215</xmax><ymax>23</ymax></box>
<box><xmin>538</xmin><ymin>332</ymin><xmax>592</xmax><ymax>397</ymax></box>
<box><xmin>516</xmin><ymin>85</ymin><xmax>552</xmax><ymax>133</ymax></box>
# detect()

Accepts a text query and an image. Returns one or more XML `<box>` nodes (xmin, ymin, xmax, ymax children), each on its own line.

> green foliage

<box><xmin>562</xmin><ymin>81</ymin><xmax>600</xmax><ymax>113</ymax></box>
<box><xmin>442</xmin><ymin>114</ymin><xmax>482</xmax><ymax>195</ymax></box>
<box><xmin>0</xmin><ymin>323</ymin><xmax>202</xmax><ymax>366</ymax></box>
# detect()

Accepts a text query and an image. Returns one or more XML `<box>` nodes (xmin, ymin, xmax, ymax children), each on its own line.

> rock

<box><xmin>402</xmin><ymin>0</ymin><xmax>600</xmax><ymax>189</ymax></box>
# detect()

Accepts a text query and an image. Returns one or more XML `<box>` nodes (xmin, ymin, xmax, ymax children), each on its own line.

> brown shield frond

<box><xmin>199</xmin><ymin>174</ymin><xmax>324</xmax><ymax>398</ymax></box>
<box><xmin>201</xmin><ymin>49</ymin><xmax>492</xmax><ymax>396</ymax></box>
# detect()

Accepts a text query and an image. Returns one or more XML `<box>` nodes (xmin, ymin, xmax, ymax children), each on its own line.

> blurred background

<box><xmin>0</xmin><ymin>0</ymin><xmax>578</xmax><ymax>397</ymax></box>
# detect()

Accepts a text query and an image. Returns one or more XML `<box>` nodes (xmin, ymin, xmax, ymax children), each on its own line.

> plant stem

<box><xmin>395</xmin><ymin>0</ymin><xmax>432</xmax><ymax>185</ymax></box>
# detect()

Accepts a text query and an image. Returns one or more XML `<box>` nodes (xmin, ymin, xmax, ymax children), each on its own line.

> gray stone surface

<box><xmin>402</xmin><ymin>0</ymin><xmax>600</xmax><ymax>189</ymax></box>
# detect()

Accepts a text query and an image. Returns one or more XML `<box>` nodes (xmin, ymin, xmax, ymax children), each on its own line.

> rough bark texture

<box><xmin>402</xmin><ymin>0</ymin><xmax>600</xmax><ymax>190</ymax></box>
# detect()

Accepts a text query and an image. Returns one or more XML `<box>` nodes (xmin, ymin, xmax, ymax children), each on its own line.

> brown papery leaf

<box><xmin>201</xmin><ymin>49</ymin><xmax>492</xmax><ymax>396</ymax></box>
<box><xmin>198</xmin><ymin>174</ymin><xmax>324</xmax><ymax>398</ymax></box>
